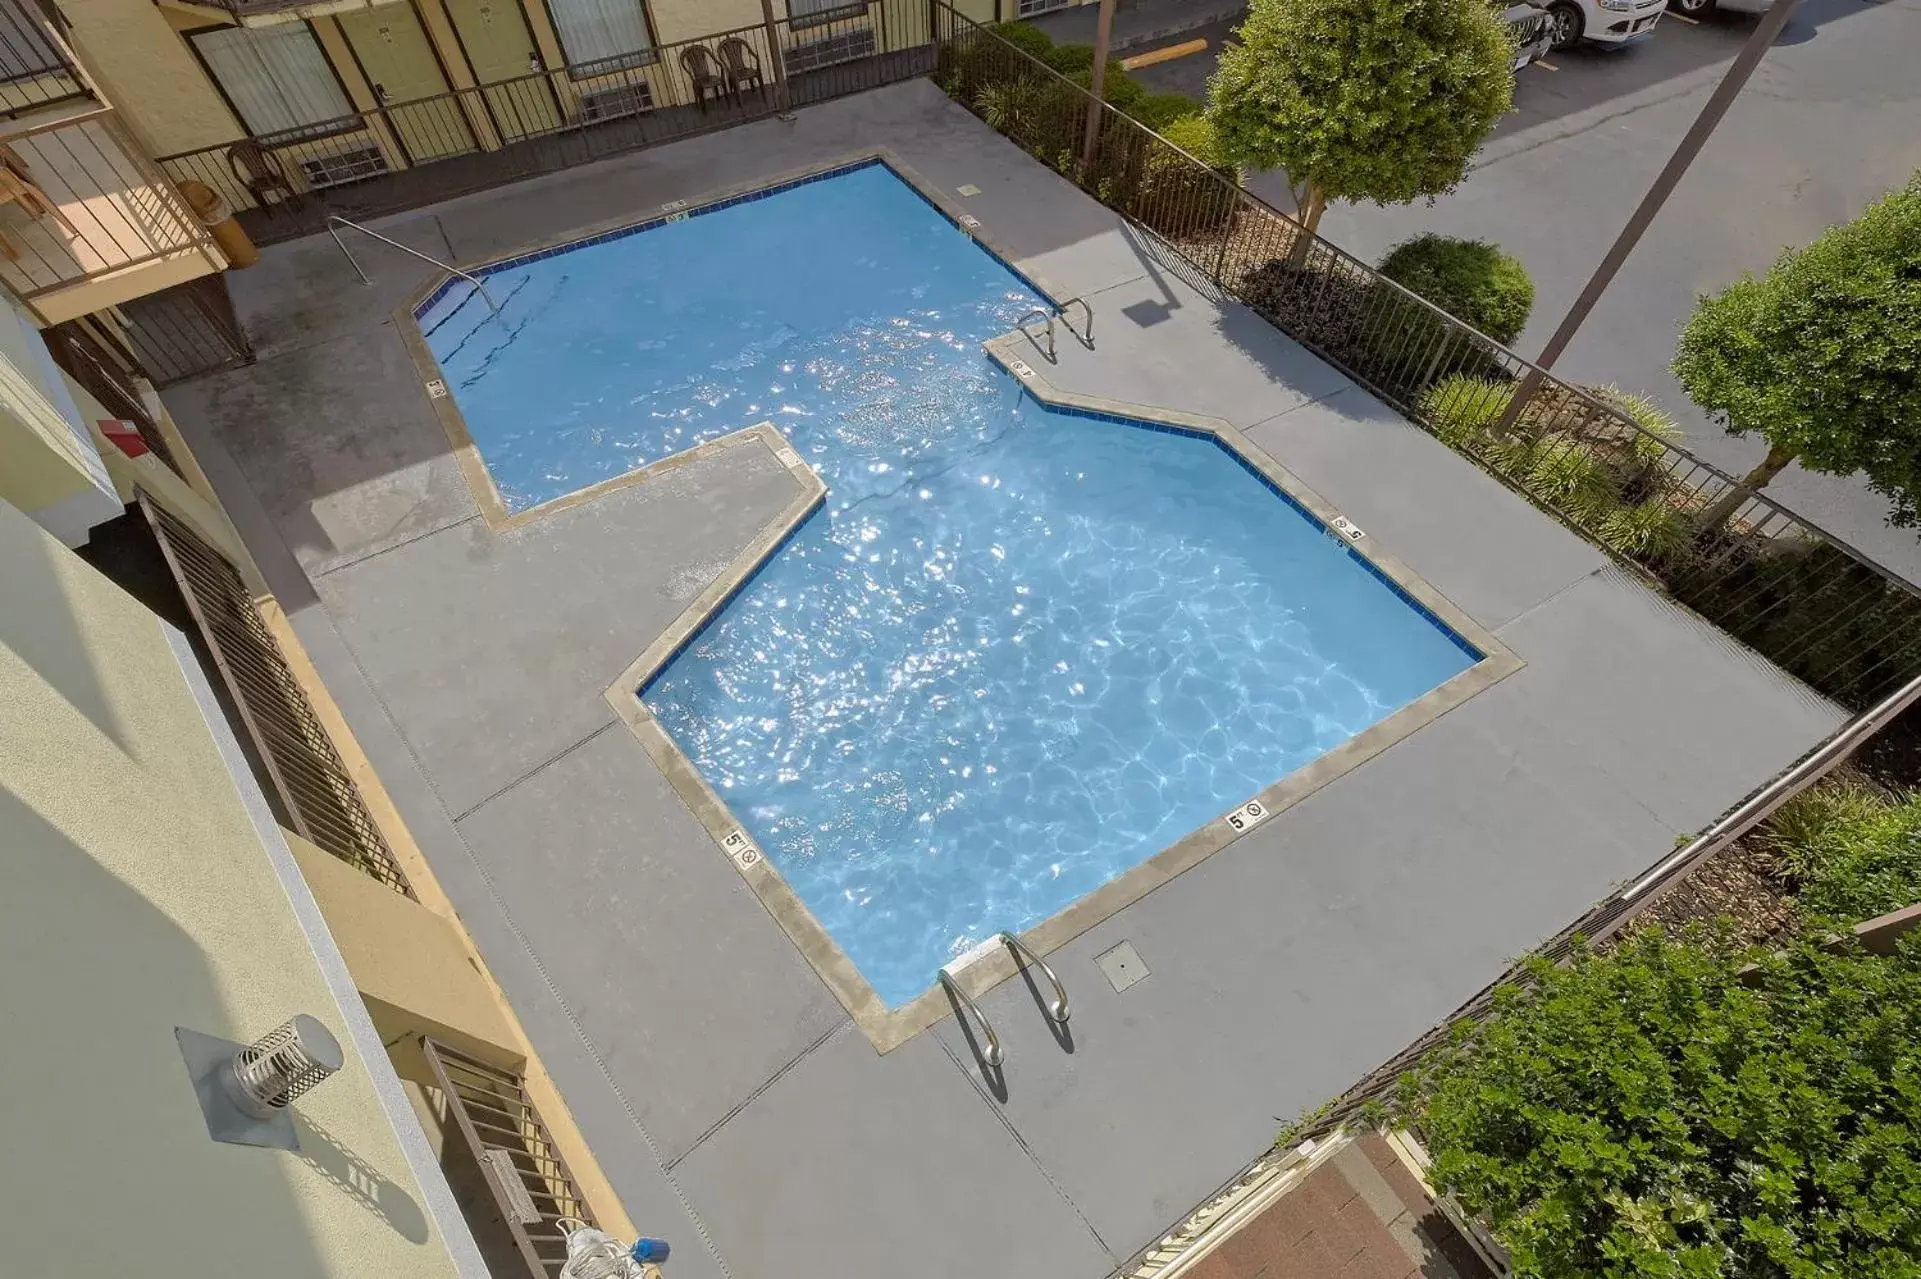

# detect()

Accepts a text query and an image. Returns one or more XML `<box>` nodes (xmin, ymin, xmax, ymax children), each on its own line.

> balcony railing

<box><xmin>0</xmin><ymin>0</ymin><xmax>89</xmax><ymax>120</ymax></box>
<box><xmin>0</xmin><ymin>105</ymin><xmax>224</xmax><ymax>316</ymax></box>
<box><xmin>154</xmin><ymin>0</ymin><xmax>934</xmax><ymax>245</ymax></box>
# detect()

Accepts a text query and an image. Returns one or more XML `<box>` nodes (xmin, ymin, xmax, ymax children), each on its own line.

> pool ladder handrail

<box><xmin>1015</xmin><ymin>307</ymin><xmax>1056</xmax><ymax>363</ymax></box>
<box><xmin>1060</xmin><ymin>296</ymin><xmax>1094</xmax><ymax>349</ymax></box>
<box><xmin>1015</xmin><ymin>298</ymin><xmax>1095</xmax><ymax>365</ymax></box>
<box><xmin>938</xmin><ymin>969</ymin><xmax>1002</xmax><ymax>1068</ymax></box>
<box><xmin>998</xmin><ymin>930</ymin><xmax>1070</xmax><ymax>1023</ymax></box>
<box><xmin>327</xmin><ymin>214</ymin><xmax>501</xmax><ymax>315</ymax></box>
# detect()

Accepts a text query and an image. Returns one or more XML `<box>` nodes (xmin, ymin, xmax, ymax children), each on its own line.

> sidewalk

<box><xmin>1186</xmin><ymin>1136</ymin><xmax>1493</xmax><ymax>1279</ymax></box>
<box><xmin>1024</xmin><ymin>0</ymin><xmax>1245</xmax><ymax>52</ymax></box>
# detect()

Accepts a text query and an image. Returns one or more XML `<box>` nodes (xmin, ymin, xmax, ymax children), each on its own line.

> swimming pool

<box><xmin>418</xmin><ymin>160</ymin><xmax>1485</xmax><ymax>1011</ymax></box>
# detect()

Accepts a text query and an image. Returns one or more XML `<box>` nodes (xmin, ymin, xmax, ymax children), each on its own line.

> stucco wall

<box><xmin>0</xmin><ymin>496</ymin><xmax>467</xmax><ymax>1279</ymax></box>
<box><xmin>61</xmin><ymin>0</ymin><xmax>242</xmax><ymax>155</ymax></box>
<box><xmin>0</xmin><ymin>294</ymin><xmax>118</xmax><ymax>544</ymax></box>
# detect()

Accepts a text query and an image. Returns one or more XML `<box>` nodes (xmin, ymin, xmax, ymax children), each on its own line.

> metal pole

<box><xmin>1080</xmin><ymin>0</ymin><xmax>1117</xmax><ymax>170</ymax></box>
<box><xmin>759</xmin><ymin>0</ymin><xmax>791</xmax><ymax>109</ymax></box>
<box><xmin>1493</xmin><ymin>0</ymin><xmax>1802</xmax><ymax>434</ymax></box>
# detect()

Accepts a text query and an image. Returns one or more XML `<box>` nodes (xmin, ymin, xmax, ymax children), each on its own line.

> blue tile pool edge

<box><xmin>410</xmin><ymin>150</ymin><xmax>1066</xmax><ymax>336</ymax></box>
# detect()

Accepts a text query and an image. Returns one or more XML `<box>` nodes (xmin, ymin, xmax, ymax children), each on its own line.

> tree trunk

<box><xmin>1287</xmin><ymin>183</ymin><xmax>1325</xmax><ymax>266</ymax></box>
<box><xmin>1697</xmin><ymin>441</ymin><xmax>1797</xmax><ymax>534</ymax></box>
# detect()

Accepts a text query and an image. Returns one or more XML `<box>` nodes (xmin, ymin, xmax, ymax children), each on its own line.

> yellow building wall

<box><xmin>59</xmin><ymin>0</ymin><xmax>244</xmax><ymax>156</ymax></box>
<box><xmin>0</xmin><ymin>495</ymin><xmax>468</xmax><ymax>1279</ymax></box>
<box><xmin>286</xmin><ymin>831</ymin><xmax>523</xmax><ymax>1070</ymax></box>
<box><xmin>651</xmin><ymin>0</ymin><xmax>763</xmax><ymax>42</ymax></box>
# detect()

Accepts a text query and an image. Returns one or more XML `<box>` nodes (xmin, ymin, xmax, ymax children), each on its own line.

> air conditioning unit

<box><xmin>297</xmin><ymin>145</ymin><xmax>390</xmax><ymax>189</ymax></box>
<box><xmin>579</xmin><ymin>82</ymin><xmax>653</xmax><ymax>122</ymax></box>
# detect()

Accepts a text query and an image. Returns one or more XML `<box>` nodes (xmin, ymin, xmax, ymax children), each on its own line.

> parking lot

<box><xmin>1134</xmin><ymin>0</ymin><xmax>1921</xmax><ymax>583</ymax></box>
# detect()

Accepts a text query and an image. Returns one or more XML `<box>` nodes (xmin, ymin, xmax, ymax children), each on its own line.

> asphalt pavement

<box><xmin>1131</xmin><ymin>0</ymin><xmax>1921</xmax><ymax>583</ymax></box>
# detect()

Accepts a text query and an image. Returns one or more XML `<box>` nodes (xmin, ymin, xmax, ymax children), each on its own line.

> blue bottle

<box><xmin>629</xmin><ymin>1238</ymin><xmax>671</xmax><ymax>1265</ymax></box>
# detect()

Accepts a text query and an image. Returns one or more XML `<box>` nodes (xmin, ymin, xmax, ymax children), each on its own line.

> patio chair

<box><xmin>680</xmin><ymin>45</ymin><xmax>728</xmax><ymax>111</ymax></box>
<box><xmin>717</xmin><ymin>36</ymin><xmax>765</xmax><ymax>99</ymax></box>
<box><xmin>227</xmin><ymin>139</ymin><xmax>300</xmax><ymax>211</ymax></box>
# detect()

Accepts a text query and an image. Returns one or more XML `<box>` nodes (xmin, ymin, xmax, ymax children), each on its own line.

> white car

<box><xmin>1544</xmin><ymin>0</ymin><xmax>1667</xmax><ymax>48</ymax></box>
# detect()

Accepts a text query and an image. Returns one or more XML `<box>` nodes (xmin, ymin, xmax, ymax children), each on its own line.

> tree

<box><xmin>1674</xmin><ymin>174</ymin><xmax>1921</xmax><ymax>531</ymax></box>
<box><xmin>1396</xmin><ymin>926</ymin><xmax>1921</xmax><ymax>1279</ymax></box>
<box><xmin>1204</xmin><ymin>0</ymin><xmax>1513</xmax><ymax>235</ymax></box>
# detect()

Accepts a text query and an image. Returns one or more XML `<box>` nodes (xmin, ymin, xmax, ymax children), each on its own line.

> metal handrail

<box><xmin>1061</xmin><ymin>296</ymin><xmax>1094</xmax><ymax>348</ymax></box>
<box><xmin>1620</xmin><ymin>671</ymin><xmax>1921</xmax><ymax>901</ymax></box>
<box><xmin>999</xmin><ymin>931</ymin><xmax>1070</xmax><ymax>1022</ymax></box>
<box><xmin>1015</xmin><ymin>307</ymin><xmax>1055</xmax><ymax>362</ymax></box>
<box><xmin>326</xmin><ymin>214</ymin><xmax>500</xmax><ymax>314</ymax></box>
<box><xmin>938</xmin><ymin>969</ymin><xmax>1003</xmax><ymax>1068</ymax></box>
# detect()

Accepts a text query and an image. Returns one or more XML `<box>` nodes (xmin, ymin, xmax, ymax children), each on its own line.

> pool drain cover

<box><xmin>1096</xmin><ymin>941</ymin><xmax>1149</xmax><ymax>993</ymax></box>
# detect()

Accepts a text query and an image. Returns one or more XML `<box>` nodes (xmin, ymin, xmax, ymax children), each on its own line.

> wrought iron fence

<box><xmin>138</xmin><ymin>494</ymin><xmax>415</xmax><ymax>897</ymax></box>
<box><xmin>155</xmin><ymin>0</ymin><xmax>933</xmax><ymax>247</ymax></box>
<box><xmin>115</xmin><ymin>274</ymin><xmax>254</xmax><ymax>386</ymax></box>
<box><xmin>930</xmin><ymin>2</ymin><xmax>1921</xmax><ymax>713</ymax></box>
<box><xmin>421</xmin><ymin>1038</ymin><xmax>595</xmax><ymax>1278</ymax></box>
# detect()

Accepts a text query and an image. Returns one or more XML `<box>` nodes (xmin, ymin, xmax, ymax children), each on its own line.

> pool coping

<box><xmin>606</xmin><ymin>354</ymin><xmax>1520</xmax><ymax>1055</ymax></box>
<box><xmin>394</xmin><ymin>146</ymin><xmax>1077</xmax><ymax>532</ymax></box>
<box><xmin>392</xmin><ymin>150</ymin><xmax>1522</xmax><ymax>1055</ymax></box>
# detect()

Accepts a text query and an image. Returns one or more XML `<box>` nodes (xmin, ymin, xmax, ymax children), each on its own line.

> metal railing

<box><xmin>138</xmin><ymin>495</ymin><xmax>415</xmax><ymax>898</ymax></box>
<box><xmin>999</xmin><ymin>930</ymin><xmax>1071</xmax><ymax>1023</ymax></box>
<box><xmin>328</xmin><ymin>214</ymin><xmax>500</xmax><ymax>313</ymax></box>
<box><xmin>930</xmin><ymin>3</ymin><xmax>1921</xmax><ymax>713</ymax></box>
<box><xmin>939</xmin><ymin>967</ymin><xmax>1003</xmax><ymax>1068</ymax></box>
<box><xmin>114</xmin><ymin>274</ymin><xmax>254</xmax><ymax>387</ymax></box>
<box><xmin>0</xmin><ymin>0</ymin><xmax>90</xmax><ymax>120</ymax></box>
<box><xmin>155</xmin><ymin>0</ymin><xmax>935</xmax><ymax>248</ymax></box>
<box><xmin>421</xmin><ymin>1037</ymin><xmax>595</xmax><ymax>1278</ymax></box>
<box><xmin>0</xmin><ymin>106</ymin><xmax>222</xmax><ymax>304</ymax></box>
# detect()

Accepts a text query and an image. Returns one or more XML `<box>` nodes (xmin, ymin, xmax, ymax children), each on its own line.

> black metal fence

<box><xmin>156</xmin><ymin>0</ymin><xmax>933</xmax><ymax>247</ymax></box>
<box><xmin>138</xmin><ymin>495</ymin><xmax>415</xmax><ymax>897</ymax></box>
<box><xmin>42</xmin><ymin>314</ymin><xmax>183</xmax><ymax>473</ymax></box>
<box><xmin>116</xmin><ymin>274</ymin><xmax>254</xmax><ymax>386</ymax></box>
<box><xmin>931</xmin><ymin>2</ymin><xmax>1921</xmax><ymax>713</ymax></box>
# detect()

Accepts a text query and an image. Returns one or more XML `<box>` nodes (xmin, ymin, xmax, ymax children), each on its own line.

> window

<box><xmin>789</xmin><ymin>0</ymin><xmax>867</xmax><ymax>26</ymax></box>
<box><xmin>191</xmin><ymin>24</ymin><xmax>352</xmax><ymax>138</ymax></box>
<box><xmin>544</xmin><ymin>0</ymin><xmax>654</xmax><ymax>73</ymax></box>
<box><xmin>1015</xmin><ymin>0</ymin><xmax>1071</xmax><ymax>15</ymax></box>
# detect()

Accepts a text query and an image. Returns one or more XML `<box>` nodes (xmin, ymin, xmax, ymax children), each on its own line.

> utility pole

<box><xmin>759</xmin><ymin>0</ymin><xmax>791</xmax><ymax>109</ymax></box>
<box><xmin>1080</xmin><ymin>0</ymin><xmax>1118</xmax><ymax>170</ymax></box>
<box><xmin>1493</xmin><ymin>0</ymin><xmax>1802</xmax><ymax>434</ymax></box>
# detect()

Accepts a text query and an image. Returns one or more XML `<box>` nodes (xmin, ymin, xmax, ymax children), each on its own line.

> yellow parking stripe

<box><xmin>1120</xmin><ymin>38</ymin><xmax>1209</xmax><ymax>69</ymax></box>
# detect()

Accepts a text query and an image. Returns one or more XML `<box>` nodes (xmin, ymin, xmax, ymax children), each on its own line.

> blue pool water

<box><xmin>424</xmin><ymin>162</ymin><xmax>1478</xmax><ymax>1007</ymax></box>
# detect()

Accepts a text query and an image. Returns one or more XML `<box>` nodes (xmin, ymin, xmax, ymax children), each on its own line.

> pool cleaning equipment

<box><xmin>559</xmin><ymin>1220</ymin><xmax>670</xmax><ymax>1278</ymax></box>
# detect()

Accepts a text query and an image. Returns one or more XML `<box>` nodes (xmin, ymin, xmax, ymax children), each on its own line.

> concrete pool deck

<box><xmin>166</xmin><ymin>79</ymin><xmax>1842</xmax><ymax>1279</ymax></box>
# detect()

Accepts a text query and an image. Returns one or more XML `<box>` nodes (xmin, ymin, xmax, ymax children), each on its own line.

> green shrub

<box><xmin>1134</xmin><ymin>113</ymin><xmax>1235</xmax><ymax>236</ymax></box>
<box><xmin>1041</xmin><ymin>41</ymin><xmax>1094</xmax><ymax>73</ymax></box>
<box><xmin>1068</xmin><ymin>65</ymin><xmax>1145</xmax><ymax>112</ymax></box>
<box><xmin>1418</xmin><ymin>375</ymin><xmax>1511</xmax><ymax>449</ymax></box>
<box><xmin>1761</xmin><ymin>782</ymin><xmax>1921</xmax><ymax>926</ymax></box>
<box><xmin>1134</xmin><ymin>91</ymin><xmax>1201</xmax><ymax>131</ymax></box>
<box><xmin>1597</xmin><ymin>498</ymin><xmax>1690</xmax><ymax>563</ymax></box>
<box><xmin>1398</xmin><ymin>925</ymin><xmax>1921</xmax><ymax>1279</ymax></box>
<box><xmin>989</xmin><ymin>20</ymin><xmax>1054</xmax><ymax>60</ymax></box>
<box><xmin>1379</xmin><ymin>234</ymin><xmax>1534</xmax><ymax>344</ymax></box>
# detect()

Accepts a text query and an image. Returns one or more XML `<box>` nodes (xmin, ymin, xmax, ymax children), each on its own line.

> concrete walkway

<box><xmin>165</xmin><ymin>80</ymin><xmax>1840</xmax><ymax>1279</ymax></box>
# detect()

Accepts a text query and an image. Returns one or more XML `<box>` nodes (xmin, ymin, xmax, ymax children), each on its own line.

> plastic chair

<box><xmin>717</xmin><ymin>36</ymin><xmax>765</xmax><ymax>99</ymax></box>
<box><xmin>227</xmin><ymin>139</ymin><xmax>300</xmax><ymax>211</ymax></box>
<box><xmin>680</xmin><ymin>45</ymin><xmax>727</xmax><ymax>111</ymax></box>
